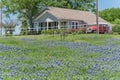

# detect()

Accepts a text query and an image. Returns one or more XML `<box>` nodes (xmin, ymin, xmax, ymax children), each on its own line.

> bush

<box><xmin>47</xmin><ymin>30</ymin><xmax>54</xmax><ymax>34</ymax></box>
<box><xmin>112</xmin><ymin>24</ymin><xmax>120</xmax><ymax>34</ymax></box>
<box><xmin>41</xmin><ymin>28</ymin><xmax>86</xmax><ymax>35</ymax></box>
<box><xmin>41</xmin><ymin>30</ymin><xmax>53</xmax><ymax>34</ymax></box>
<box><xmin>71</xmin><ymin>30</ymin><xmax>83</xmax><ymax>35</ymax></box>
<box><xmin>54</xmin><ymin>29</ymin><xmax>61</xmax><ymax>34</ymax></box>
<box><xmin>65</xmin><ymin>28</ymin><xmax>80</xmax><ymax>34</ymax></box>
<box><xmin>41</xmin><ymin>30</ymin><xmax>47</xmax><ymax>34</ymax></box>
<box><xmin>113</xmin><ymin>32</ymin><xmax>119</xmax><ymax>35</ymax></box>
<box><xmin>77</xmin><ymin>30</ymin><xmax>83</xmax><ymax>34</ymax></box>
<box><xmin>108</xmin><ymin>30</ymin><xmax>113</xmax><ymax>34</ymax></box>
<box><xmin>20</xmin><ymin>28</ymin><xmax>39</xmax><ymax>35</ymax></box>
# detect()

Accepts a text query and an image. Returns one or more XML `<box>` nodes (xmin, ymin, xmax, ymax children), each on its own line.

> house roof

<box><xmin>35</xmin><ymin>7</ymin><xmax>109</xmax><ymax>25</ymax></box>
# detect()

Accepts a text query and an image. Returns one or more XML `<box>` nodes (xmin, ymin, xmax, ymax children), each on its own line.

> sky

<box><xmin>99</xmin><ymin>0</ymin><xmax>120</xmax><ymax>11</ymax></box>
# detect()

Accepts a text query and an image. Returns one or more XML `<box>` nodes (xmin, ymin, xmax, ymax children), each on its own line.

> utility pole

<box><xmin>96</xmin><ymin>0</ymin><xmax>99</xmax><ymax>34</ymax></box>
<box><xmin>0</xmin><ymin>2</ymin><xmax>2</xmax><ymax>36</ymax></box>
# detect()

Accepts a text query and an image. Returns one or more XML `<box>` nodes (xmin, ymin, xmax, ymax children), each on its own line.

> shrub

<box><xmin>41</xmin><ymin>30</ymin><xmax>47</xmax><ymax>34</ymax></box>
<box><xmin>46</xmin><ymin>30</ymin><xmax>54</xmax><ymax>34</ymax></box>
<box><xmin>112</xmin><ymin>24</ymin><xmax>120</xmax><ymax>34</ymax></box>
<box><xmin>113</xmin><ymin>32</ymin><xmax>119</xmax><ymax>35</ymax></box>
<box><xmin>41</xmin><ymin>28</ymin><xmax>86</xmax><ymax>35</ymax></box>
<box><xmin>20</xmin><ymin>28</ymin><xmax>39</xmax><ymax>35</ymax></box>
<box><xmin>20</xmin><ymin>28</ymin><xmax>28</xmax><ymax>35</ymax></box>
<box><xmin>108</xmin><ymin>30</ymin><xmax>113</xmax><ymax>34</ymax></box>
<box><xmin>65</xmin><ymin>28</ymin><xmax>80</xmax><ymax>34</ymax></box>
<box><xmin>54</xmin><ymin>29</ymin><xmax>61</xmax><ymax>34</ymax></box>
<box><xmin>41</xmin><ymin>29</ymin><xmax>54</xmax><ymax>34</ymax></box>
<box><xmin>77</xmin><ymin>30</ymin><xmax>83</xmax><ymax>34</ymax></box>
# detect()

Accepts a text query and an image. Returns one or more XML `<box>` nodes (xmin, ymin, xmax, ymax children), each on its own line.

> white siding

<box><xmin>38</xmin><ymin>12</ymin><xmax>58</xmax><ymax>22</ymax></box>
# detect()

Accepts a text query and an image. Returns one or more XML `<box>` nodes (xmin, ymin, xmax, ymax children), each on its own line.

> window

<box><xmin>54</xmin><ymin>22</ymin><xmax>58</xmax><ymax>29</ymax></box>
<box><xmin>40</xmin><ymin>22</ymin><xmax>47</xmax><ymax>30</ymax></box>
<box><xmin>76</xmin><ymin>22</ymin><xmax>78</xmax><ymax>29</ymax></box>
<box><xmin>72</xmin><ymin>22</ymin><xmax>74</xmax><ymax>28</ymax></box>
<box><xmin>34</xmin><ymin>23</ymin><xmax>37</xmax><ymax>27</ymax></box>
<box><xmin>39</xmin><ymin>23</ymin><xmax>41</xmax><ymax>27</ymax></box>
<box><xmin>48</xmin><ymin>23</ymin><xmax>52</xmax><ymax>29</ymax></box>
<box><xmin>71</xmin><ymin>21</ymin><xmax>79</xmax><ymax>29</ymax></box>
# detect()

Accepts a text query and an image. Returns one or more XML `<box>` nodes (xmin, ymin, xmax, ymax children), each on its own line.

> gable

<box><xmin>35</xmin><ymin>12</ymin><xmax>58</xmax><ymax>22</ymax></box>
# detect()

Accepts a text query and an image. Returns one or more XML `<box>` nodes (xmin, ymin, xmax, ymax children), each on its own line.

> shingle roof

<box><xmin>35</xmin><ymin>7</ymin><xmax>109</xmax><ymax>25</ymax></box>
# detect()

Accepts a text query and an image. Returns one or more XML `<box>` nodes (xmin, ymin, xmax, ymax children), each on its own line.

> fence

<box><xmin>2</xmin><ymin>24</ymin><xmax>112</xmax><ymax>36</ymax></box>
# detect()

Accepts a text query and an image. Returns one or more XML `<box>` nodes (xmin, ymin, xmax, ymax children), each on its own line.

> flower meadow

<box><xmin>0</xmin><ymin>35</ymin><xmax>120</xmax><ymax>80</ymax></box>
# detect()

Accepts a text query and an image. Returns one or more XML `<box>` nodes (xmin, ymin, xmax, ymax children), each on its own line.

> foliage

<box><xmin>41</xmin><ymin>30</ymin><xmax>53</xmax><ymax>34</ymax></box>
<box><xmin>41</xmin><ymin>29</ymin><xmax>61</xmax><ymax>35</ymax></box>
<box><xmin>99</xmin><ymin>8</ymin><xmax>120</xmax><ymax>23</ymax></box>
<box><xmin>112</xmin><ymin>24</ymin><xmax>120</xmax><ymax>34</ymax></box>
<box><xmin>41</xmin><ymin>30</ymin><xmax>47</xmax><ymax>34</ymax></box>
<box><xmin>54</xmin><ymin>29</ymin><xmax>61</xmax><ymax>34</ymax></box>
<box><xmin>66</xmin><ymin>27</ymin><xmax>86</xmax><ymax>34</ymax></box>
<box><xmin>2</xmin><ymin>0</ymin><xmax>42</xmax><ymax>29</ymax></box>
<box><xmin>43</xmin><ymin>0</ymin><xmax>96</xmax><ymax>12</ymax></box>
<box><xmin>2</xmin><ymin>19</ymin><xmax>18</xmax><ymax>34</ymax></box>
<box><xmin>21</xmin><ymin>18</ymin><xmax>29</xmax><ymax>29</ymax></box>
<box><xmin>41</xmin><ymin>27</ymin><xmax>87</xmax><ymax>35</ymax></box>
<box><xmin>113</xmin><ymin>19</ymin><xmax>120</xmax><ymax>24</ymax></box>
<box><xmin>20</xmin><ymin>28</ymin><xmax>29</xmax><ymax>35</ymax></box>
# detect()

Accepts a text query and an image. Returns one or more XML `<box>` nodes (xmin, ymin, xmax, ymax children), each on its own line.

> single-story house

<box><xmin>33</xmin><ymin>7</ymin><xmax>111</xmax><ymax>32</ymax></box>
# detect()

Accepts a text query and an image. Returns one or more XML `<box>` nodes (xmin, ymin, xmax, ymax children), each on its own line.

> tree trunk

<box><xmin>29</xmin><ymin>15</ymin><xmax>33</xmax><ymax>28</ymax></box>
<box><xmin>28</xmin><ymin>10</ymin><xmax>34</xmax><ymax>35</ymax></box>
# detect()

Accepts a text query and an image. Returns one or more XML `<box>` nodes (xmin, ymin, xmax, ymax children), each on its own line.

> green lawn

<box><xmin>0</xmin><ymin>34</ymin><xmax>120</xmax><ymax>80</ymax></box>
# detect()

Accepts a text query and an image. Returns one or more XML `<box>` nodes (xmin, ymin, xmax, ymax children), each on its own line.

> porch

<box><xmin>34</xmin><ymin>21</ymin><xmax>67</xmax><ymax>31</ymax></box>
<box><xmin>34</xmin><ymin>20</ymin><xmax>86</xmax><ymax>31</ymax></box>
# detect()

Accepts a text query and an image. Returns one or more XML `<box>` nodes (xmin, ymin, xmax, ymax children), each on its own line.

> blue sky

<box><xmin>99</xmin><ymin>0</ymin><xmax>120</xmax><ymax>11</ymax></box>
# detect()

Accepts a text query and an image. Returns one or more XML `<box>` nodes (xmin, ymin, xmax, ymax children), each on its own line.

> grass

<box><xmin>0</xmin><ymin>34</ymin><xmax>120</xmax><ymax>79</ymax></box>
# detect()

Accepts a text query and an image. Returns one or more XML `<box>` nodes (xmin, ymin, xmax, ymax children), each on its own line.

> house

<box><xmin>33</xmin><ymin>7</ymin><xmax>111</xmax><ymax>32</ymax></box>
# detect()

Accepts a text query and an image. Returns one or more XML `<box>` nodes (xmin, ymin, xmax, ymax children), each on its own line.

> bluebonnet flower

<box><xmin>21</xmin><ymin>78</ymin><xmax>27</xmax><ymax>80</ymax></box>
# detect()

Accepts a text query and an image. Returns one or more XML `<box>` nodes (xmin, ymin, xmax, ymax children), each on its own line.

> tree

<box><xmin>43</xmin><ymin>0</ymin><xmax>96</xmax><ymax>12</ymax></box>
<box><xmin>99</xmin><ymin>8</ymin><xmax>120</xmax><ymax>23</ymax></box>
<box><xmin>0</xmin><ymin>2</ymin><xmax>2</xmax><ymax>36</ymax></box>
<box><xmin>2</xmin><ymin>19</ymin><xmax>18</xmax><ymax>34</ymax></box>
<box><xmin>2</xmin><ymin>0</ymin><xmax>42</xmax><ymax>29</ymax></box>
<box><xmin>113</xmin><ymin>19</ymin><xmax>120</xmax><ymax>24</ymax></box>
<box><xmin>112</xmin><ymin>24</ymin><xmax>120</xmax><ymax>34</ymax></box>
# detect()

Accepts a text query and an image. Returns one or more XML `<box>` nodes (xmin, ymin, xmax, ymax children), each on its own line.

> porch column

<box><xmin>58</xmin><ymin>20</ymin><xmax>61</xmax><ymax>29</ymax></box>
<box><xmin>47</xmin><ymin>21</ymin><xmax>49</xmax><ymax>30</ymax></box>
<box><xmin>36</xmin><ymin>22</ymin><xmax>39</xmax><ymax>33</ymax></box>
<box><xmin>34</xmin><ymin>22</ymin><xmax>39</xmax><ymax>33</ymax></box>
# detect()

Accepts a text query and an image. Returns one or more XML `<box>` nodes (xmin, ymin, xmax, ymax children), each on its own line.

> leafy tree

<box><xmin>113</xmin><ymin>19</ymin><xmax>120</xmax><ymax>24</ymax></box>
<box><xmin>2</xmin><ymin>19</ymin><xmax>18</xmax><ymax>34</ymax></box>
<box><xmin>99</xmin><ymin>8</ymin><xmax>120</xmax><ymax>23</ymax></box>
<box><xmin>112</xmin><ymin>24</ymin><xmax>120</xmax><ymax>34</ymax></box>
<box><xmin>2</xmin><ymin>0</ymin><xmax>42</xmax><ymax>29</ymax></box>
<box><xmin>43</xmin><ymin>0</ymin><xmax>96</xmax><ymax>12</ymax></box>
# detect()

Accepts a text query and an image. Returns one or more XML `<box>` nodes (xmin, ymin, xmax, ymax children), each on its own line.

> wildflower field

<box><xmin>0</xmin><ymin>34</ymin><xmax>120</xmax><ymax>80</ymax></box>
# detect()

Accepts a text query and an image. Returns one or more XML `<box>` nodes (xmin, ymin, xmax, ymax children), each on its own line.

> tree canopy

<box><xmin>2</xmin><ymin>19</ymin><xmax>18</xmax><ymax>34</ymax></box>
<box><xmin>99</xmin><ymin>8</ymin><xmax>120</xmax><ymax>24</ymax></box>
<box><xmin>43</xmin><ymin>0</ymin><xmax>95</xmax><ymax>11</ymax></box>
<box><xmin>2</xmin><ymin>0</ymin><xmax>42</xmax><ymax>28</ymax></box>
